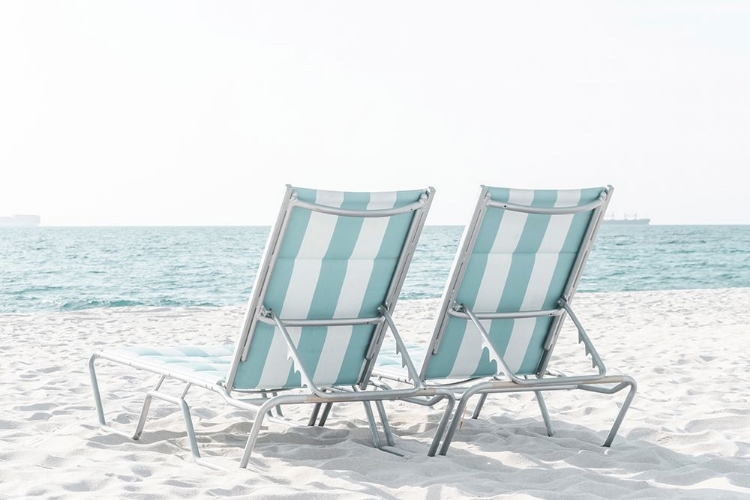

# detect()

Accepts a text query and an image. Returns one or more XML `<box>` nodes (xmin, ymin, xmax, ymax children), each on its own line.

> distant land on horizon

<box><xmin>0</xmin><ymin>214</ymin><xmax>41</xmax><ymax>227</ymax></box>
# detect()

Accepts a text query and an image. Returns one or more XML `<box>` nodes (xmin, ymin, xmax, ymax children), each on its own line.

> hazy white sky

<box><xmin>1</xmin><ymin>1</ymin><xmax>748</xmax><ymax>225</ymax></box>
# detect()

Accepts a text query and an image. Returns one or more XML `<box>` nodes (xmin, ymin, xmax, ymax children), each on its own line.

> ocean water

<box><xmin>1</xmin><ymin>225</ymin><xmax>749</xmax><ymax>313</ymax></box>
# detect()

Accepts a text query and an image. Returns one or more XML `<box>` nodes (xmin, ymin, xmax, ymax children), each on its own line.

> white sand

<box><xmin>1</xmin><ymin>288</ymin><xmax>750</xmax><ymax>499</ymax></box>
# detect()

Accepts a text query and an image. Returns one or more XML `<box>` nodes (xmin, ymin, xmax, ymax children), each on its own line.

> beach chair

<box><xmin>88</xmin><ymin>184</ymin><xmax>454</xmax><ymax>469</ymax></box>
<box><xmin>376</xmin><ymin>185</ymin><xmax>636</xmax><ymax>456</ymax></box>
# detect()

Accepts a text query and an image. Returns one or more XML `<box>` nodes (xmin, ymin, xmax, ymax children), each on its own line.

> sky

<box><xmin>1</xmin><ymin>1</ymin><xmax>748</xmax><ymax>226</ymax></box>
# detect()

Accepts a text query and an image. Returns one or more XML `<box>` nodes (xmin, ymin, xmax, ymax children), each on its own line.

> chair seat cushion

<box><xmin>105</xmin><ymin>345</ymin><xmax>234</xmax><ymax>385</ymax></box>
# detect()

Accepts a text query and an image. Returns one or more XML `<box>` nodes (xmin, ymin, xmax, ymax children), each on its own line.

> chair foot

<box><xmin>602</xmin><ymin>378</ymin><xmax>637</xmax><ymax>447</ymax></box>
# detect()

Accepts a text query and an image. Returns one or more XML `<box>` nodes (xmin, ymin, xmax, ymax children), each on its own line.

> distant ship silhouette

<box><xmin>0</xmin><ymin>214</ymin><xmax>41</xmax><ymax>227</ymax></box>
<box><xmin>603</xmin><ymin>213</ymin><xmax>650</xmax><ymax>225</ymax></box>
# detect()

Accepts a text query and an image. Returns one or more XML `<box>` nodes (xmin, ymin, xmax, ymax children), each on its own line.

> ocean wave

<box><xmin>57</xmin><ymin>299</ymin><xmax>220</xmax><ymax>311</ymax></box>
<box><xmin>2</xmin><ymin>225</ymin><xmax>750</xmax><ymax>313</ymax></box>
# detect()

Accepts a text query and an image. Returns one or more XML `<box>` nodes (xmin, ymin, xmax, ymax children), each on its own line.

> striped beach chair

<box><xmin>378</xmin><ymin>185</ymin><xmax>636</xmax><ymax>456</ymax></box>
<box><xmin>88</xmin><ymin>184</ymin><xmax>454</xmax><ymax>469</ymax></box>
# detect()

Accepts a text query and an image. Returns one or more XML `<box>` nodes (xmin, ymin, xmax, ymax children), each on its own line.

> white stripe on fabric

<box><xmin>504</xmin><ymin>189</ymin><xmax>581</xmax><ymax>373</ymax></box>
<box><xmin>312</xmin><ymin>325</ymin><xmax>354</xmax><ymax>385</ymax></box>
<box><xmin>332</xmin><ymin>192</ymin><xmax>397</xmax><ymax>318</ymax></box>
<box><xmin>447</xmin><ymin>189</ymin><xmax>532</xmax><ymax>378</ymax></box>
<box><xmin>313</xmin><ymin>189</ymin><xmax>349</xmax><ymax>208</ymax></box>
<box><xmin>280</xmin><ymin>191</ymin><xmax>344</xmax><ymax>317</ymax></box>
<box><xmin>256</xmin><ymin>326</ymin><xmax>303</xmax><ymax>388</ymax></box>
<box><xmin>332</xmin><ymin>260</ymin><xmax>374</xmax><ymax>318</ymax></box>
<box><xmin>365</xmin><ymin>191</ymin><xmax>400</xmax><ymax>210</ymax></box>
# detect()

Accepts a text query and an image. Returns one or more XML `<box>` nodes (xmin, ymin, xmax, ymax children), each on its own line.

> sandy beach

<box><xmin>1</xmin><ymin>288</ymin><xmax>749</xmax><ymax>499</ymax></box>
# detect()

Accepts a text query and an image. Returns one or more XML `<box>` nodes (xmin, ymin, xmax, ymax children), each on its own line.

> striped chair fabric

<box><xmin>232</xmin><ymin>187</ymin><xmax>428</xmax><ymax>391</ymax></box>
<box><xmin>109</xmin><ymin>345</ymin><xmax>233</xmax><ymax>385</ymax></box>
<box><xmin>423</xmin><ymin>186</ymin><xmax>605</xmax><ymax>380</ymax></box>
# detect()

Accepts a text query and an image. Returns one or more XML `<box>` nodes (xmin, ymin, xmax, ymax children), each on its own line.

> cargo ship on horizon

<box><xmin>603</xmin><ymin>213</ymin><xmax>650</xmax><ymax>225</ymax></box>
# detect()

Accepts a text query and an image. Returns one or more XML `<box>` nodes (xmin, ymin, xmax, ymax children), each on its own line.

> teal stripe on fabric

<box><xmin>476</xmin><ymin>190</ymin><xmax>555</xmax><ymax>376</ymax></box>
<box><xmin>284</xmin><ymin>192</ymin><xmax>368</xmax><ymax>387</ymax></box>
<box><xmin>517</xmin><ymin>316</ymin><xmax>554</xmax><ymax>374</ymax></box>
<box><xmin>395</xmin><ymin>189</ymin><xmax>426</xmax><ymax>208</ymax></box>
<box><xmin>282</xmin><ymin>325</ymin><xmax>327</xmax><ymax>388</ymax></box>
<box><xmin>335</xmin><ymin>324</ymin><xmax>375</xmax><ymax>385</ymax></box>
<box><xmin>425</xmin><ymin>192</ymin><xmax>505</xmax><ymax>379</ymax></box>
<box><xmin>264</xmin><ymin>205</ymin><xmax>313</xmax><ymax>311</ymax></box>
<box><xmin>390</xmin><ymin>189</ymin><xmax>425</xmax><ymax>209</ymax></box>
<box><xmin>484</xmin><ymin>186</ymin><xmax>513</xmax><ymax>203</ymax></box>
<box><xmin>423</xmin><ymin>317</ymin><xmax>467</xmax><ymax>379</ymax></box>
<box><xmin>336</xmin><ymin>191</ymin><xmax>371</xmax><ymax>209</ymax></box>
<box><xmin>236</xmin><ymin>192</ymin><xmax>315</xmax><ymax>390</ymax></box>
<box><xmin>578</xmin><ymin>187</ymin><xmax>605</xmax><ymax>206</ymax></box>
<box><xmin>234</xmin><ymin>322</ymin><xmax>276</xmax><ymax>389</ymax></box>
<box><xmin>293</xmin><ymin>187</ymin><xmax>318</xmax><ymax>204</ymax></box>
<box><xmin>545</xmin><ymin>211</ymin><xmax>592</xmax><ymax>309</ymax></box>
<box><xmin>467</xmin><ymin>318</ymin><xmax>514</xmax><ymax>377</ymax></box>
<box><xmin>357</xmin><ymin>238</ymin><xmax>403</xmax><ymax>317</ymax></box>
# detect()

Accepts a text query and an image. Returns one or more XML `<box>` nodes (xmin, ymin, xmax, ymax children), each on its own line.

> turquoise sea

<box><xmin>1</xmin><ymin>225</ymin><xmax>749</xmax><ymax>313</ymax></box>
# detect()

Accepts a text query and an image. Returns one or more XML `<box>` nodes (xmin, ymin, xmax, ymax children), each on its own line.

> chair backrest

<box><xmin>225</xmin><ymin>185</ymin><xmax>434</xmax><ymax>392</ymax></box>
<box><xmin>421</xmin><ymin>185</ymin><xmax>612</xmax><ymax>381</ymax></box>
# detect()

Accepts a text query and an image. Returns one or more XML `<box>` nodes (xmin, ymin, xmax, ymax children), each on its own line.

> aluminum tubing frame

<box><xmin>435</xmin><ymin>374</ymin><xmax>637</xmax><ymax>456</ymax></box>
<box><xmin>89</xmin><ymin>352</ymin><xmax>456</xmax><ymax>469</ymax></box>
<box><xmin>369</xmin><ymin>377</ymin><xmax>457</xmax><ymax>457</ymax></box>
<box><xmin>232</xmin><ymin>385</ymin><xmax>456</xmax><ymax>468</ymax></box>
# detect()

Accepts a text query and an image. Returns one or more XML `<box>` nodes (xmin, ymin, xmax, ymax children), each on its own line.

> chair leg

<box><xmin>438</xmin><ymin>387</ymin><xmax>482</xmax><ymax>456</ymax></box>
<box><xmin>88</xmin><ymin>354</ymin><xmax>108</xmax><ymax>429</ymax></box>
<box><xmin>89</xmin><ymin>354</ymin><xmax>164</xmax><ymax>441</ymax></box>
<box><xmin>132</xmin><ymin>376</ymin><xmax>166</xmax><ymax>440</ymax></box>
<box><xmin>374</xmin><ymin>400</ymin><xmax>395</xmax><ymax>447</ymax></box>
<box><xmin>535</xmin><ymin>391</ymin><xmax>554</xmax><ymax>437</ymax></box>
<box><xmin>578</xmin><ymin>376</ymin><xmax>638</xmax><ymax>446</ymax></box>
<box><xmin>603</xmin><ymin>379</ymin><xmax>637</xmax><ymax>447</ymax></box>
<box><xmin>427</xmin><ymin>393</ymin><xmax>456</xmax><ymax>457</ymax></box>
<box><xmin>271</xmin><ymin>391</ymin><xmax>284</xmax><ymax>417</ymax></box>
<box><xmin>308</xmin><ymin>401</ymin><xmax>334</xmax><ymax>427</ymax></box>
<box><xmin>362</xmin><ymin>401</ymin><xmax>384</xmax><ymax>449</ymax></box>
<box><xmin>236</xmin><ymin>392</ymin><xmax>315</xmax><ymax>468</ymax></box>
<box><xmin>239</xmin><ymin>397</ymin><xmax>277</xmax><ymax>467</ymax></box>
<box><xmin>88</xmin><ymin>356</ymin><xmax>227</xmax><ymax>469</ymax></box>
<box><xmin>471</xmin><ymin>393</ymin><xmax>488</xmax><ymax>419</ymax></box>
<box><xmin>307</xmin><ymin>403</ymin><xmax>322</xmax><ymax>426</ymax></box>
<box><xmin>318</xmin><ymin>402</ymin><xmax>333</xmax><ymax>426</ymax></box>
